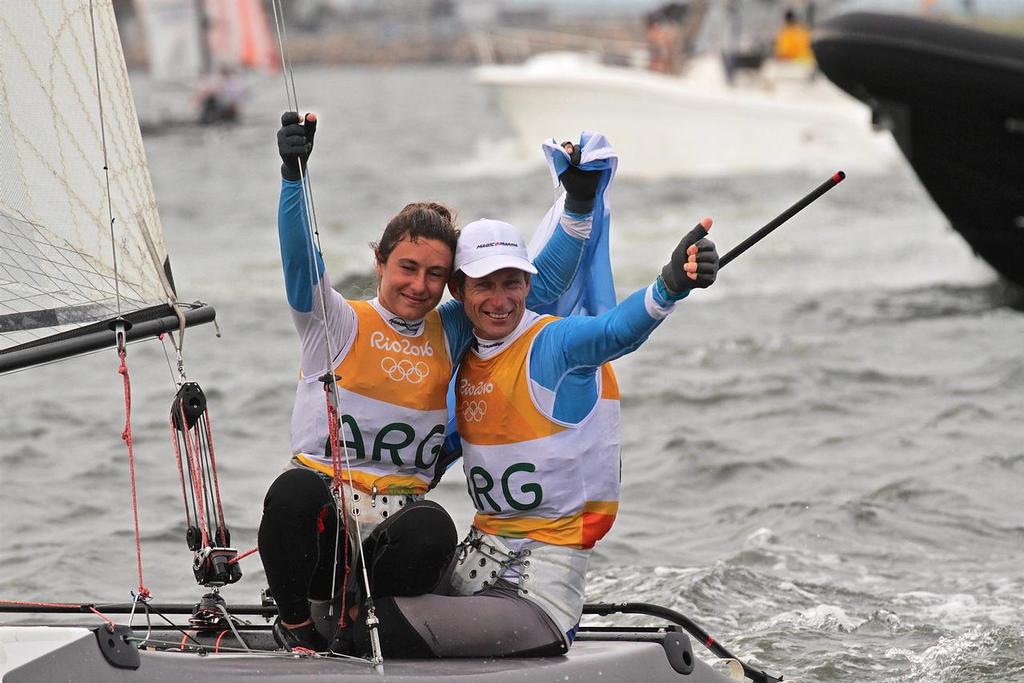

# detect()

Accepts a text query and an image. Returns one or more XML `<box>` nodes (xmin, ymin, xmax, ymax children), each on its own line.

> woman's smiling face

<box><xmin>376</xmin><ymin>236</ymin><xmax>453</xmax><ymax>320</ymax></box>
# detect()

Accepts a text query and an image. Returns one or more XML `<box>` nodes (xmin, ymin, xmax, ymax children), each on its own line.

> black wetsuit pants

<box><xmin>258</xmin><ymin>468</ymin><xmax>348</xmax><ymax>623</ymax></box>
<box><xmin>259</xmin><ymin>467</ymin><xmax>565</xmax><ymax>657</ymax></box>
<box><xmin>258</xmin><ymin>467</ymin><xmax>455</xmax><ymax>623</ymax></box>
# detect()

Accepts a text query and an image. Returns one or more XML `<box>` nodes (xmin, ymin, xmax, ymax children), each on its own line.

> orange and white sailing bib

<box><xmin>456</xmin><ymin>317</ymin><xmax>620</xmax><ymax>549</ymax></box>
<box><xmin>295</xmin><ymin>300</ymin><xmax>451</xmax><ymax>494</ymax></box>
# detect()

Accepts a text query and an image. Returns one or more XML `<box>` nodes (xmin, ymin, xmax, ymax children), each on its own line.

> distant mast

<box><xmin>196</xmin><ymin>0</ymin><xmax>213</xmax><ymax>76</ymax></box>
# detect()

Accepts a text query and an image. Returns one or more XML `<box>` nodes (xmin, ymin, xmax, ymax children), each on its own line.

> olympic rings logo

<box><xmin>381</xmin><ymin>356</ymin><xmax>430</xmax><ymax>384</ymax></box>
<box><xmin>463</xmin><ymin>400</ymin><xmax>487</xmax><ymax>423</ymax></box>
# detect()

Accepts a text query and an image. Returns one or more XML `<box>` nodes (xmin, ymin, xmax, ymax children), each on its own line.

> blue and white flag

<box><xmin>528</xmin><ymin>131</ymin><xmax>619</xmax><ymax>317</ymax></box>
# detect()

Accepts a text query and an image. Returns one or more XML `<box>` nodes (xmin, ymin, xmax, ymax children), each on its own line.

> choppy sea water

<box><xmin>2</xmin><ymin>65</ymin><xmax>1023</xmax><ymax>682</ymax></box>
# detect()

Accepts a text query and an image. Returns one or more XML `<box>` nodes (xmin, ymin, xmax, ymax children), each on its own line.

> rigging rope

<box><xmin>229</xmin><ymin>546</ymin><xmax>259</xmax><ymax>564</ymax></box>
<box><xmin>169</xmin><ymin>382</ymin><xmax>241</xmax><ymax>588</ymax></box>
<box><xmin>174</xmin><ymin>400</ymin><xmax>212</xmax><ymax>549</ymax></box>
<box><xmin>88</xmin><ymin>0</ymin><xmax>122</xmax><ymax>318</ymax></box>
<box><xmin>88</xmin><ymin>0</ymin><xmax>150</xmax><ymax>602</ymax></box>
<box><xmin>82</xmin><ymin>0</ymin><xmax>238</xmax><ymax>628</ymax></box>
<box><xmin>202</xmin><ymin>411</ymin><xmax>228</xmax><ymax>536</ymax></box>
<box><xmin>0</xmin><ymin>600</ymin><xmax>118</xmax><ymax>631</ymax></box>
<box><xmin>325</xmin><ymin>383</ymin><xmax>351</xmax><ymax>626</ymax></box>
<box><xmin>269</xmin><ymin>0</ymin><xmax>380</xmax><ymax>662</ymax></box>
<box><xmin>117</xmin><ymin>342</ymin><xmax>150</xmax><ymax>600</ymax></box>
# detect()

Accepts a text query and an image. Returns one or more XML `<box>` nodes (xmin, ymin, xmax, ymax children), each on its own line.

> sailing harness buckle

<box><xmin>450</xmin><ymin>529</ymin><xmax>531</xmax><ymax>595</ymax></box>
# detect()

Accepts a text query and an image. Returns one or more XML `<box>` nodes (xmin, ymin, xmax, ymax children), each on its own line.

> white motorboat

<box><xmin>476</xmin><ymin>50</ymin><xmax>900</xmax><ymax>178</ymax></box>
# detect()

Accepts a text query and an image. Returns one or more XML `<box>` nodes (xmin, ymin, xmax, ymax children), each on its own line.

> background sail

<box><xmin>206</xmin><ymin>0</ymin><xmax>278</xmax><ymax>73</ymax></box>
<box><xmin>136</xmin><ymin>0</ymin><xmax>206</xmax><ymax>82</ymax></box>
<box><xmin>138</xmin><ymin>0</ymin><xmax>277</xmax><ymax>83</ymax></box>
<box><xmin>0</xmin><ymin>0</ymin><xmax>176</xmax><ymax>354</ymax></box>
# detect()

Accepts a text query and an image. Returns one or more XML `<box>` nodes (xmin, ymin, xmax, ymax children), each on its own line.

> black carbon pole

<box><xmin>720</xmin><ymin>170</ymin><xmax>846</xmax><ymax>269</ymax></box>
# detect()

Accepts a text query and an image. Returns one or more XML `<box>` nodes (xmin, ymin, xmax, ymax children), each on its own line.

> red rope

<box><xmin>323</xmin><ymin>384</ymin><xmax>350</xmax><ymax>628</ymax></box>
<box><xmin>168</xmin><ymin>417</ymin><xmax>194</xmax><ymax>535</ymax></box>
<box><xmin>326</xmin><ymin>392</ymin><xmax>344</xmax><ymax>493</ymax></box>
<box><xmin>228</xmin><ymin>545</ymin><xmax>259</xmax><ymax>564</ymax></box>
<box><xmin>202</xmin><ymin>410</ymin><xmax>229</xmax><ymax>535</ymax></box>
<box><xmin>88</xmin><ymin>606</ymin><xmax>118</xmax><ymax>631</ymax></box>
<box><xmin>214</xmin><ymin>629</ymin><xmax>229</xmax><ymax>653</ymax></box>
<box><xmin>117</xmin><ymin>347</ymin><xmax>150</xmax><ymax>600</ymax></box>
<box><xmin>0</xmin><ymin>599</ymin><xmax>82</xmax><ymax>608</ymax></box>
<box><xmin>179</xmin><ymin>403</ymin><xmax>211</xmax><ymax>548</ymax></box>
<box><xmin>0</xmin><ymin>600</ymin><xmax>116</xmax><ymax>630</ymax></box>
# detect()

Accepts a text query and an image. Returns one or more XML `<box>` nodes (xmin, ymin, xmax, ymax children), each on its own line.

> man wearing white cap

<box><xmin>443</xmin><ymin>215</ymin><xmax>717</xmax><ymax>647</ymax></box>
<box><xmin>336</xmin><ymin>213</ymin><xmax>718</xmax><ymax>658</ymax></box>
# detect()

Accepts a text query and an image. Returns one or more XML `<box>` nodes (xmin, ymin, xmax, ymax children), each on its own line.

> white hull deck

<box><xmin>0</xmin><ymin>624</ymin><xmax>749</xmax><ymax>682</ymax></box>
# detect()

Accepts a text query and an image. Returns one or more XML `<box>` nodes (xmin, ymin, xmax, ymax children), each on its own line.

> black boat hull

<box><xmin>812</xmin><ymin>12</ymin><xmax>1024</xmax><ymax>287</ymax></box>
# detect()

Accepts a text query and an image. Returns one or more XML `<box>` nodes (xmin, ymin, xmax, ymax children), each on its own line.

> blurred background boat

<box><xmin>813</xmin><ymin>10</ymin><xmax>1024</xmax><ymax>288</ymax></box>
<box><xmin>474</xmin><ymin>1</ymin><xmax>900</xmax><ymax>178</ymax></box>
<box><xmin>475</xmin><ymin>50</ymin><xmax>898</xmax><ymax>178</ymax></box>
<box><xmin>126</xmin><ymin>0</ymin><xmax>278</xmax><ymax>131</ymax></box>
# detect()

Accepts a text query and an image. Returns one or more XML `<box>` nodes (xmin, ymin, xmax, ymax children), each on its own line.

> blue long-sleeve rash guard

<box><xmin>277</xmin><ymin>178</ymin><xmax>589</xmax><ymax>365</ymax></box>
<box><xmin>525</xmin><ymin>280</ymin><xmax>687</xmax><ymax>424</ymax></box>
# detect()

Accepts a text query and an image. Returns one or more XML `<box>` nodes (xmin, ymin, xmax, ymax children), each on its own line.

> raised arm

<box><xmin>525</xmin><ymin>213</ymin><xmax>589</xmax><ymax>307</ymax></box>
<box><xmin>531</xmin><ymin>219</ymin><xmax>718</xmax><ymax>378</ymax></box>
<box><xmin>439</xmin><ymin>147</ymin><xmax>603</xmax><ymax>358</ymax></box>
<box><xmin>277</xmin><ymin>112</ymin><xmax>355</xmax><ymax>378</ymax></box>
<box><xmin>438</xmin><ymin>165</ymin><xmax>598</xmax><ymax>363</ymax></box>
<box><xmin>528</xmin><ymin>142</ymin><xmax>605</xmax><ymax>308</ymax></box>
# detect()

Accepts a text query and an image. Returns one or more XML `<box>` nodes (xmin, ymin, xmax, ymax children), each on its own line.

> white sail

<box><xmin>0</xmin><ymin>0</ymin><xmax>176</xmax><ymax>355</ymax></box>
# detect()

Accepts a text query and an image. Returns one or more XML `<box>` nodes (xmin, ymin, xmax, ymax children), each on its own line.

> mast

<box><xmin>196</xmin><ymin>0</ymin><xmax>213</xmax><ymax>75</ymax></box>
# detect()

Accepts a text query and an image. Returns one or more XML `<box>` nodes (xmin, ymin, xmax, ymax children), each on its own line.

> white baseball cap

<box><xmin>454</xmin><ymin>219</ymin><xmax>538</xmax><ymax>278</ymax></box>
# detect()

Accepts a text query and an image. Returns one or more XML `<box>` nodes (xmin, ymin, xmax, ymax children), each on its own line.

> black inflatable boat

<box><xmin>813</xmin><ymin>12</ymin><xmax>1024</xmax><ymax>287</ymax></box>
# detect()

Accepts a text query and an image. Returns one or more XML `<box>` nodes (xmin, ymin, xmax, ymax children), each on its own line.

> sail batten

<box><xmin>0</xmin><ymin>302</ymin><xmax>217</xmax><ymax>374</ymax></box>
<box><xmin>0</xmin><ymin>303</ymin><xmax>119</xmax><ymax>334</ymax></box>
<box><xmin>1</xmin><ymin>0</ymin><xmax>190</xmax><ymax>365</ymax></box>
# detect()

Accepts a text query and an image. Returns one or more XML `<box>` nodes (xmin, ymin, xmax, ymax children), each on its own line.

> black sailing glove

<box><xmin>660</xmin><ymin>221</ymin><xmax>719</xmax><ymax>297</ymax></box>
<box><xmin>277</xmin><ymin>111</ymin><xmax>316</xmax><ymax>181</ymax></box>
<box><xmin>558</xmin><ymin>142</ymin><xmax>601</xmax><ymax>215</ymax></box>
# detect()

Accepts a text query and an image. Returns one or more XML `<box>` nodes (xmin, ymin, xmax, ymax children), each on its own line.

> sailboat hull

<box><xmin>2</xmin><ymin>624</ymin><xmax>738</xmax><ymax>682</ymax></box>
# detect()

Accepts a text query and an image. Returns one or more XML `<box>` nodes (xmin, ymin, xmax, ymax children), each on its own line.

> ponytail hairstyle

<box><xmin>371</xmin><ymin>202</ymin><xmax>459</xmax><ymax>267</ymax></box>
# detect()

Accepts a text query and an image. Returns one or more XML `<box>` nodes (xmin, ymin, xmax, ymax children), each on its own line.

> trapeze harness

<box><xmin>451</xmin><ymin>315</ymin><xmax>621</xmax><ymax>641</ymax></box>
